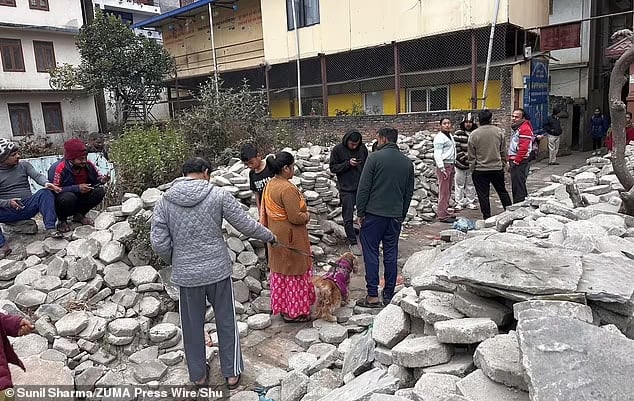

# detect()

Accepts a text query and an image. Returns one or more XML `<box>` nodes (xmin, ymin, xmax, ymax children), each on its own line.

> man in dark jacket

<box><xmin>329</xmin><ymin>129</ymin><xmax>368</xmax><ymax>256</ymax></box>
<box><xmin>356</xmin><ymin>127</ymin><xmax>414</xmax><ymax>307</ymax></box>
<box><xmin>543</xmin><ymin>107</ymin><xmax>563</xmax><ymax>165</ymax></box>
<box><xmin>48</xmin><ymin>138</ymin><xmax>109</xmax><ymax>232</ymax></box>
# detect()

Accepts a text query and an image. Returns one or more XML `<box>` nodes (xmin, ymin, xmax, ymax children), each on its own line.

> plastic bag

<box><xmin>452</xmin><ymin>217</ymin><xmax>476</xmax><ymax>232</ymax></box>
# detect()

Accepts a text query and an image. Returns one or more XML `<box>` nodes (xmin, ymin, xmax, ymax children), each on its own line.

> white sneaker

<box><xmin>454</xmin><ymin>204</ymin><xmax>463</xmax><ymax>211</ymax></box>
<box><xmin>467</xmin><ymin>204</ymin><xmax>478</xmax><ymax>210</ymax></box>
<box><xmin>349</xmin><ymin>244</ymin><xmax>362</xmax><ymax>256</ymax></box>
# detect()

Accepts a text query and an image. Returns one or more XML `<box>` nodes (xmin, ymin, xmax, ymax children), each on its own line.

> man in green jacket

<box><xmin>356</xmin><ymin>127</ymin><xmax>414</xmax><ymax>307</ymax></box>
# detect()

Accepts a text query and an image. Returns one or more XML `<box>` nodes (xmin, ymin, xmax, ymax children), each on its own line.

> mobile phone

<box><xmin>15</xmin><ymin>200</ymin><xmax>24</xmax><ymax>209</ymax></box>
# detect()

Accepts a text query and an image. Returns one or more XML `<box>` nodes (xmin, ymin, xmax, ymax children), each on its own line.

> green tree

<box><xmin>50</xmin><ymin>11</ymin><xmax>175</xmax><ymax>125</ymax></box>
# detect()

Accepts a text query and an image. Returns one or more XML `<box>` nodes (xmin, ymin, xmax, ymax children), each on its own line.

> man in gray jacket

<box><xmin>151</xmin><ymin>157</ymin><xmax>275</xmax><ymax>389</ymax></box>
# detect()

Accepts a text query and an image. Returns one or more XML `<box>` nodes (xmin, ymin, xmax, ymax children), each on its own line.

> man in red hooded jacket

<box><xmin>48</xmin><ymin>138</ymin><xmax>109</xmax><ymax>232</ymax></box>
<box><xmin>0</xmin><ymin>313</ymin><xmax>33</xmax><ymax>392</ymax></box>
<box><xmin>508</xmin><ymin>109</ymin><xmax>534</xmax><ymax>203</ymax></box>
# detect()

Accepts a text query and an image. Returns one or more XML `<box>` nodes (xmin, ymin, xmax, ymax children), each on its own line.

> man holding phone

<box><xmin>48</xmin><ymin>138</ymin><xmax>109</xmax><ymax>232</ymax></box>
<box><xmin>329</xmin><ymin>129</ymin><xmax>368</xmax><ymax>256</ymax></box>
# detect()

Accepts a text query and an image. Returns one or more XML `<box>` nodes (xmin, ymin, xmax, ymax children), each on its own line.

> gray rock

<box><xmin>133</xmin><ymin>360</ymin><xmax>168</xmax><ymax>384</ymax></box>
<box><xmin>75</xmin><ymin>366</ymin><xmax>105</xmax><ymax>390</ymax></box>
<box><xmin>94</xmin><ymin>212</ymin><xmax>117</xmax><ymax>230</ymax></box>
<box><xmin>517</xmin><ymin>314</ymin><xmax>634</xmax><ymax>401</ymax></box>
<box><xmin>453</xmin><ymin>291</ymin><xmax>512</xmax><ymax>326</ymax></box>
<box><xmin>349</xmin><ymin>314</ymin><xmax>374</xmax><ymax>327</ymax></box>
<box><xmin>15</xmin><ymin>289</ymin><xmax>46</xmax><ymax>308</ymax></box>
<box><xmin>295</xmin><ymin>328</ymin><xmax>320</xmax><ymax>348</ymax></box>
<box><xmin>402</xmin><ymin>247</ymin><xmax>442</xmax><ymax>286</ymax></box>
<box><xmin>577</xmin><ymin>253</ymin><xmax>634</xmax><ymax>304</ymax></box>
<box><xmin>256</xmin><ymin>366</ymin><xmax>288</xmax><ymax>388</ymax></box>
<box><xmin>34</xmin><ymin>316</ymin><xmax>57</xmax><ymax>341</ymax></box>
<box><xmin>35</xmin><ymin>303</ymin><xmax>68</xmax><ymax>322</ymax></box>
<box><xmin>53</xmin><ymin>337</ymin><xmax>80</xmax><ymax>357</ymax></box>
<box><xmin>73</xmin><ymin>239</ymin><xmax>102</xmax><ymax>259</ymax></box>
<box><xmin>103</xmin><ymin>264</ymin><xmax>131</xmax><ymax>289</ymax></box>
<box><xmin>55</xmin><ymin>311</ymin><xmax>89</xmax><ymax>336</ymax></box>
<box><xmin>308</xmin><ymin>368</ymin><xmax>341</xmax><ymax>392</ymax></box>
<box><xmin>105</xmin><ymin>332</ymin><xmax>134</xmax><ymax>345</ymax></box>
<box><xmin>413</xmin><ymin>372</ymin><xmax>460</xmax><ymax>401</ymax></box>
<box><xmin>25</xmin><ymin>241</ymin><xmax>47</xmax><ymax>257</ymax></box>
<box><xmin>561</xmin><ymin>220</ymin><xmax>608</xmax><ymax>252</ymax></box>
<box><xmin>129</xmin><ymin>346</ymin><xmax>159</xmax><ymax>364</ymax></box>
<box><xmin>231</xmin><ymin>391</ymin><xmax>259</xmax><ymax>401</ymax></box>
<box><xmin>42</xmin><ymin>237</ymin><xmax>69</xmax><ymax>254</ymax></box>
<box><xmin>108</xmin><ymin>318</ymin><xmax>140</xmax><ymax>337</ymax></box>
<box><xmin>139</xmin><ymin>296</ymin><xmax>161</xmax><ymax>317</ymax></box>
<box><xmin>141</xmin><ymin>188</ymin><xmax>162</xmax><ymax>207</ymax></box>
<box><xmin>538</xmin><ymin>202</ymin><xmax>579</xmax><ymax>220</ymax></box>
<box><xmin>12</xmin><ymin>333</ymin><xmax>48</xmax><ymax>358</ymax></box>
<box><xmin>14</xmin><ymin>267</ymin><xmax>42</xmax><ymax>286</ymax></box>
<box><xmin>46</xmin><ymin>257</ymin><xmax>68</xmax><ymax>278</ymax></box>
<box><xmin>111</xmin><ymin>288</ymin><xmax>139</xmax><ymax>308</ymax></box>
<box><xmin>99</xmin><ymin>241</ymin><xmax>125</xmax><ymax>264</ymax></box>
<box><xmin>67</xmin><ymin>257</ymin><xmax>98</xmax><ymax>282</ymax></box>
<box><xmin>371</xmin><ymin>395</ymin><xmax>413</xmax><ymax>401</ymax></box>
<box><xmin>227</xmin><ymin>237</ymin><xmax>245</xmax><ymax>253</ymax></box>
<box><xmin>78</xmin><ymin>316</ymin><xmax>107</xmax><ymax>341</ymax></box>
<box><xmin>434</xmin><ymin>318</ymin><xmax>498</xmax><ymax>344</ymax></box>
<box><xmin>496</xmin><ymin>209</ymin><xmax>531</xmax><ymax>232</ymax></box>
<box><xmin>110</xmin><ymin>221</ymin><xmax>133</xmax><ymax>241</ymax></box>
<box><xmin>233</xmin><ymin>280</ymin><xmax>250</xmax><ymax>303</ymax></box>
<box><xmin>281</xmin><ymin>370</ymin><xmax>310</xmax><ymax>401</ymax></box>
<box><xmin>513</xmin><ymin>300</ymin><xmax>593</xmax><ymax>323</ymax></box>
<box><xmin>422</xmin><ymin>351</ymin><xmax>475</xmax><ymax>377</ymax></box>
<box><xmin>0</xmin><ymin>260</ymin><xmax>24</xmax><ymax>281</ymax></box>
<box><xmin>158</xmin><ymin>350</ymin><xmax>184</xmax><ymax>365</ymax></box>
<box><xmin>252</xmin><ymin>296</ymin><xmax>272</xmax><ymax>313</ymax></box>
<box><xmin>88</xmin><ymin>229</ymin><xmax>113</xmax><ymax>246</ymax></box>
<box><xmin>319</xmin><ymin>323</ymin><xmax>348</xmax><ymax>345</ymax></box>
<box><xmin>130</xmin><ymin>265</ymin><xmax>158</xmax><ymax>286</ymax></box>
<box><xmin>31</xmin><ymin>275</ymin><xmax>62</xmax><ymax>292</ymax></box>
<box><xmin>473</xmin><ymin>333</ymin><xmax>527</xmax><ymax>390</ymax></box>
<box><xmin>237</xmin><ymin>251</ymin><xmax>258</xmax><ymax>266</ymax></box>
<box><xmin>418</xmin><ymin>291</ymin><xmax>464</xmax><ymax>324</ymax></box>
<box><xmin>457</xmin><ymin>370</ymin><xmax>529</xmax><ymax>401</ymax></box>
<box><xmin>40</xmin><ymin>349</ymin><xmax>67</xmax><ymax>362</ymax></box>
<box><xmin>316</xmin><ymin>368</ymin><xmax>399</xmax><ymax>401</ymax></box>
<box><xmin>149</xmin><ymin>323</ymin><xmax>179</xmax><ymax>342</ymax></box>
<box><xmin>371</xmin><ymin>304</ymin><xmax>410</xmax><ymax>348</ymax></box>
<box><xmin>391</xmin><ymin>335</ymin><xmax>453</xmax><ymax>368</ymax></box>
<box><xmin>387</xmin><ymin>364</ymin><xmax>414</xmax><ymax>389</ymax></box>
<box><xmin>433</xmin><ymin>233</ymin><xmax>583</xmax><ymax>295</ymax></box>
<box><xmin>342</xmin><ymin>331</ymin><xmax>375</xmax><ymax>377</ymax></box>
<box><xmin>11</xmin><ymin>356</ymin><xmax>73</xmax><ymax>389</ymax></box>
<box><xmin>589</xmin><ymin>214</ymin><xmax>627</xmax><ymax>236</ymax></box>
<box><xmin>247</xmin><ymin>313</ymin><xmax>272</xmax><ymax>330</ymax></box>
<box><xmin>121</xmin><ymin>197</ymin><xmax>144</xmax><ymax>215</ymax></box>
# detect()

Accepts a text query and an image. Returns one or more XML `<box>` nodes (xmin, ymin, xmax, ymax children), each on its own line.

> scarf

<box><xmin>259</xmin><ymin>177</ymin><xmax>306</xmax><ymax>226</ymax></box>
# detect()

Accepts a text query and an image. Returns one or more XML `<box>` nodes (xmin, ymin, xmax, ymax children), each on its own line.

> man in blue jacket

<box><xmin>48</xmin><ymin>138</ymin><xmax>109</xmax><ymax>232</ymax></box>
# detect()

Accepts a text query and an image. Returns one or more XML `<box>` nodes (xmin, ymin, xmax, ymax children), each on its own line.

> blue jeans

<box><xmin>0</xmin><ymin>189</ymin><xmax>57</xmax><ymax>247</ymax></box>
<box><xmin>359</xmin><ymin>213</ymin><xmax>402</xmax><ymax>303</ymax></box>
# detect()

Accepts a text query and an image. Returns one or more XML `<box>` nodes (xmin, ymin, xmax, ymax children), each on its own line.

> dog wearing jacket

<box><xmin>312</xmin><ymin>252</ymin><xmax>357</xmax><ymax>322</ymax></box>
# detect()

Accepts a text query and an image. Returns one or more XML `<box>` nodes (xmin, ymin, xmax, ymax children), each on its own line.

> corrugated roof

<box><xmin>131</xmin><ymin>0</ymin><xmax>214</xmax><ymax>29</ymax></box>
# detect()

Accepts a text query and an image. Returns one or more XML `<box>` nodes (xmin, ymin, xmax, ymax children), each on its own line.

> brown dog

<box><xmin>312</xmin><ymin>252</ymin><xmax>357</xmax><ymax>322</ymax></box>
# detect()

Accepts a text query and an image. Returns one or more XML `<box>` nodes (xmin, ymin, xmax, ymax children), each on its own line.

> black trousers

<box><xmin>472</xmin><ymin>169</ymin><xmax>512</xmax><ymax>219</ymax></box>
<box><xmin>55</xmin><ymin>187</ymin><xmax>106</xmax><ymax>221</ymax></box>
<box><xmin>510</xmin><ymin>161</ymin><xmax>530</xmax><ymax>204</ymax></box>
<box><xmin>592</xmin><ymin>137</ymin><xmax>602</xmax><ymax>151</ymax></box>
<box><xmin>340</xmin><ymin>190</ymin><xmax>358</xmax><ymax>245</ymax></box>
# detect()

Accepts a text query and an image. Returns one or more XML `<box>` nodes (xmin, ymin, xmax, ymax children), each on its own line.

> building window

<box><xmin>42</xmin><ymin>102</ymin><xmax>64</xmax><ymax>134</ymax></box>
<box><xmin>34</xmin><ymin>41</ymin><xmax>56</xmax><ymax>72</ymax></box>
<box><xmin>29</xmin><ymin>0</ymin><xmax>48</xmax><ymax>10</ymax></box>
<box><xmin>8</xmin><ymin>104</ymin><xmax>33</xmax><ymax>136</ymax></box>
<box><xmin>286</xmin><ymin>0</ymin><xmax>320</xmax><ymax>30</ymax></box>
<box><xmin>0</xmin><ymin>39</ymin><xmax>25</xmax><ymax>72</ymax></box>
<box><xmin>0</xmin><ymin>0</ymin><xmax>16</xmax><ymax>7</ymax></box>
<box><xmin>363</xmin><ymin>92</ymin><xmax>384</xmax><ymax>115</ymax></box>
<box><xmin>408</xmin><ymin>87</ymin><xmax>449</xmax><ymax>112</ymax></box>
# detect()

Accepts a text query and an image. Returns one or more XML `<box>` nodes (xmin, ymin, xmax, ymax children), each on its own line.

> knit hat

<box><xmin>462</xmin><ymin>112</ymin><xmax>476</xmax><ymax>123</ymax></box>
<box><xmin>64</xmin><ymin>138</ymin><xmax>87</xmax><ymax>160</ymax></box>
<box><xmin>0</xmin><ymin>138</ymin><xmax>18</xmax><ymax>163</ymax></box>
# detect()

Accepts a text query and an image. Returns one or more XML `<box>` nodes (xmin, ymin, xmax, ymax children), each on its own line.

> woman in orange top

<box><xmin>260</xmin><ymin>151</ymin><xmax>315</xmax><ymax>322</ymax></box>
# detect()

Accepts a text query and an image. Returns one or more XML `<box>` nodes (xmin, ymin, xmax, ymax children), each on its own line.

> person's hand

<box><xmin>269</xmin><ymin>235</ymin><xmax>278</xmax><ymax>245</ymax></box>
<box><xmin>18</xmin><ymin>319</ymin><xmax>34</xmax><ymax>336</ymax></box>
<box><xmin>349</xmin><ymin>158</ymin><xmax>360</xmax><ymax>167</ymax></box>
<box><xmin>9</xmin><ymin>199</ymin><xmax>23</xmax><ymax>210</ymax></box>
<box><xmin>79</xmin><ymin>184</ymin><xmax>93</xmax><ymax>194</ymax></box>
<box><xmin>45</xmin><ymin>182</ymin><xmax>62</xmax><ymax>193</ymax></box>
<box><xmin>440</xmin><ymin>169</ymin><xmax>448</xmax><ymax>180</ymax></box>
<box><xmin>100</xmin><ymin>175</ymin><xmax>111</xmax><ymax>184</ymax></box>
<box><xmin>357</xmin><ymin>216</ymin><xmax>365</xmax><ymax>226</ymax></box>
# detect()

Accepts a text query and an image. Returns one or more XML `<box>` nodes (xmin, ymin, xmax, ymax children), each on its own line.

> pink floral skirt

<box><xmin>270</xmin><ymin>269</ymin><xmax>316</xmax><ymax>319</ymax></box>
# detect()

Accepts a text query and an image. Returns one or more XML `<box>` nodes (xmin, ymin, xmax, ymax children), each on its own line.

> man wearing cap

<box><xmin>0</xmin><ymin>138</ymin><xmax>63</xmax><ymax>258</ymax></box>
<box><xmin>48</xmin><ymin>138</ymin><xmax>109</xmax><ymax>232</ymax></box>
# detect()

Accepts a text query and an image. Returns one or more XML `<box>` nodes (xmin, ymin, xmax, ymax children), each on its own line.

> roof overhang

<box><xmin>131</xmin><ymin>0</ymin><xmax>215</xmax><ymax>29</ymax></box>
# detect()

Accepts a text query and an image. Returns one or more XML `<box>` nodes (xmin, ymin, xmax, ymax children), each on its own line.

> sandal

<box><xmin>194</xmin><ymin>363</ymin><xmax>210</xmax><ymax>388</ymax></box>
<box><xmin>282</xmin><ymin>314</ymin><xmax>311</xmax><ymax>323</ymax></box>
<box><xmin>45</xmin><ymin>228</ymin><xmax>65</xmax><ymax>238</ymax></box>
<box><xmin>226</xmin><ymin>374</ymin><xmax>241</xmax><ymax>390</ymax></box>
<box><xmin>73</xmin><ymin>214</ymin><xmax>94</xmax><ymax>226</ymax></box>
<box><xmin>356</xmin><ymin>298</ymin><xmax>384</xmax><ymax>309</ymax></box>
<box><xmin>56</xmin><ymin>221</ymin><xmax>71</xmax><ymax>233</ymax></box>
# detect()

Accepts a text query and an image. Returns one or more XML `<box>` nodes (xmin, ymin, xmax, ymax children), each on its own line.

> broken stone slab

<box><xmin>392</xmin><ymin>334</ymin><xmax>453</xmax><ymax>368</ymax></box>
<box><xmin>316</xmin><ymin>368</ymin><xmax>399</xmax><ymax>401</ymax></box>
<box><xmin>417</xmin><ymin>291</ymin><xmax>464</xmax><ymax>324</ymax></box>
<box><xmin>538</xmin><ymin>202</ymin><xmax>579</xmax><ymax>221</ymax></box>
<box><xmin>0</xmin><ymin>260</ymin><xmax>24</xmax><ymax>281</ymax></box>
<box><xmin>55</xmin><ymin>311</ymin><xmax>89</xmax><ymax>336</ymax></box>
<box><xmin>433</xmin><ymin>233</ymin><xmax>583</xmax><ymax>295</ymax></box>
<box><xmin>561</xmin><ymin>220</ymin><xmax>608</xmax><ymax>252</ymax></box>
<box><xmin>412</xmin><ymin>372</ymin><xmax>460</xmax><ymax>401</ymax></box>
<box><xmin>513</xmin><ymin>300</ymin><xmax>593</xmax><ymax>323</ymax></box>
<box><xmin>318</xmin><ymin>323</ymin><xmax>348</xmax><ymax>345</ymax></box>
<box><xmin>457</xmin><ymin>370</ymin><xmax>529</xmax><ymax>401</ymax></box>
<box><xmin>342</xmin><ymin>331</ymin><xmax>375</xmax><ymax>377</ymax></box>
<box><xmin>295</xmin><ymin>328</ymin><xmax>320</xmax><ymax>349</ymax></box>
<box><xmin>129</xmin><ymin>346</ymin><xmax>159</xmax><ymax>364</ymax></box>
<box><xmin>130</xmin><ymin>265</ymin><xmax>158</xmax><ymax>286</ymax></box>
<box><xmin>288</xmin><ymin>353</ymin><xmax>318</xmax><ymax>375</ymax></box>
<box><xmin>434</xmin><ymin>318</ymin><xmax>498</xmax><ymax>344</ymax></box>
<box><xmin>388</xmin><ymin>364</ymin><xmax>414</xmax><ymax>389</ymax></box>
<box><xmin>517</xmin><ymin>314</ymin><xmax>634</xmax><ymax>401</ymax></box>
<box><xmin>121</xmin><ymin>197</ymin><xmax>144</xmax><ymax>215</ymax></box>
<box><xmin>67</xmin><ymin>257</ymin><xmax>98</xmax><ymax>282</ymax></box>
<box><xmin>256</xmin><ymin>366</ymin><xmax>288</xmax><ymax>388</ymax></box>
<box><xmin>577</xmin><ymin>253</ymin><xmax>634</xmax><ymax>304</ymax></box>
<box><xmin>402</xmin><ymin>247</ymin><xmax>441</xmax><ymax>286</ymax></box>
<box><xmin>35</xmin><ymin>303</ymin><xmax>68</xmax><ymax>322</ymax></box>
<box><xmin>247</xmin><ymin>313</ymin><xmax>271</xmax><ymax>330</ymax></box>
<box><xmin>78</xmin><ymin>316</ymin><xmax>107</xmax><ymax>341</ymax></box>
<box><xmin>371</xmin><ymin>304</ymin><xmax>410</xmax><ymax>348</ymax></box>
<box><xmin>452</xmin><ymin>291</ymin><xmax>512</xmax><ymax>326</ymax></box>
<box><xmin>31</xmin><ymin>275</ymin><xmax>62</xmax><ymax>292</ymax></box>
<box><xmin>280</xmin><ymin>370</ymin><xmax>309</xmax><ymax>401</ymax></box>
<box><xmin>99</xmin><ymin>241</ymin><xmax>125</xmax><ymax>264</ymax></box>
<box><xmin>11</xmin><ymin>356</ymin><xmax>74</xmax><ymax>393</ymax></box>
<box><xmin>108</xmin><ymin>318</ymin><xmax>140</xmax><ymax>337</ymax></box>
<box><xmin>14</xmin><ymin>289</ymin><xmax>47</xmax><ymax>308</ymax></box>
<box><xmin>42</xmin><ymin>237</ymin><xmax>69</xmax><ymax>254</ymax></box>
<box><xmin>589</xmin><ymin>214</ymin><xmax>627</xmax><ymax>236</ymax></box>
<box><xmin>473</xmin><ymin>333</ymin><xmax>528</xmax><ymax>391</ymax></box>
<box><xmin>421</xmin><ymin>351</ymin><xmax>475</xmax><ymax>378</ymax></box>
<box><xmin>133</xmin><ymin>360</ymin><xmax>168</xmax><ymax>384</ymax></box>
<box><xmin>94</xmin><ymin>212</ymin><xmax>117</xmax><ymax>230</ymax></box>
<box><xmin>596</xmin><ymin>235</ymin><xmax>634</xmax><ymax>254</ymax></box>
<box><xmin>12</xmin><ymin>333</ymin><xmax>48</xmax><ymax>358</ymax></box>
<box><xmin>495</xmin><ymin>208</ymin><xmax>531</xmax><ymax>233</ymax></box>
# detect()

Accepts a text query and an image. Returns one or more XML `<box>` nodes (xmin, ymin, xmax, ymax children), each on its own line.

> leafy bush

<box><xmin>109</xmin><ymin>124</ymin><xmax>191</xmax><ymax>196</ymax></box>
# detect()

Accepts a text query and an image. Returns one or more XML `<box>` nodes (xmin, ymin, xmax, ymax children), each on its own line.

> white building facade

<box><xmin>93</xmin><ymin>0</ymin><xmax>162</xmax><ymax>41</ymax></box>
<box><xmin>0</xmin><ymin>0</ymin><xmax>98</xmax><ymax>140</ymax></box>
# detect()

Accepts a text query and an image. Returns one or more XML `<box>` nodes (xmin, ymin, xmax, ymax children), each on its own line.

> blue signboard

<box><xmin>522</xmin><ymin>58</ymin><xmax>549</xmax><ymax>134</ymax></box>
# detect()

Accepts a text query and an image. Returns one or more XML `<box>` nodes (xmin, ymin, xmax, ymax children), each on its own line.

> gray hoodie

<box><xmin>150</xmin><ymin>177</ymin><xmax>274</xmax><ymax>287</ymax></box>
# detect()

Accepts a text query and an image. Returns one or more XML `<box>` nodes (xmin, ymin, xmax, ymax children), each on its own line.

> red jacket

<box><xmin>0</xmin><ymin>313</ymin><xmax>25</xmax><ymax>390</ymax></box>
<box><xmin>508</xmin><ymin>119</ymin><xmax>534</xmax><ymax>164</ymax></box>
<box><xmin>606</xmin><ymin>125</ymin><xmax>634</xmax><ymax>151</ymax></box>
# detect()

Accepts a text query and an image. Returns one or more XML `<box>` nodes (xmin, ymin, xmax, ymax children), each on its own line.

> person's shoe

<box><xmin>466</xmin><ymin>204</ymin><xmax>478</xmax><ymax>210</ymax></box>
<box><xmin>4</xmin><ymin>219</ymin><xmax>38</xmax><ymax>235</ymax></box>
<box><xmin>438</xmin><ymin>216</ymin><xmax>457</xmax><ymax>223</ymax></box>
<box><xmin>56</xmin><ymin>221</ymin><xmax>72</xmax><ymax>233</ymax></box>
<box><xmin>454</xmin><ymin>204</ymin><xmax>463</xmax><ymax>211</ymax></box>
<box><xmin>45</xmin><ymin>228</ymin><xmax>64</xmax><ymax>239</ymax></box>
<box><xmin>349</xmin><ymin>243</ymin><xmax>362</xmax><ymax>256</ymax></box>
<box><xmin>73</xmin><ymin>214</ymin><xmax>94</xmax><ymax>226</ymax></box>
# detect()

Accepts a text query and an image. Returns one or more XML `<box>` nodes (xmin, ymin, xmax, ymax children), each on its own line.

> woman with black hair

<box><xmin>260</xmin><ymin>151</ymin><xmax>315</xmax><ymax>323</ymax></box>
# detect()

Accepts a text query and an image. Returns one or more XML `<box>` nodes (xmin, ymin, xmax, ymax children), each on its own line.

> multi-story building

<box><xmin>93</xmin><ymin>0</ymin><xmax>163</xmax><ymax>41</ymax></box>
<box><xmin>135</xmin><ymin>0</ymin><xmax>548</xmax><ymax>120</ymax></box>
<box><xmin>0</xmin><ymin>0</ymin><xmax>98</xmax><ymax>140</ymax></box>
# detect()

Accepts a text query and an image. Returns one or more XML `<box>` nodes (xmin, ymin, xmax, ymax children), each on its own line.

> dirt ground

<box><xmin>230</xmin><ymin>151</ymin><xmax>594</xmax><ymax>392</ymax></box>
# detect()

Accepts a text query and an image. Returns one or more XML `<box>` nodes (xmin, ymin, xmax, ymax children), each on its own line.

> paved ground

<box><xmin>229</xmin><ymin>150</ymin><xmax>595</xmax><ymax>393</ymax></box>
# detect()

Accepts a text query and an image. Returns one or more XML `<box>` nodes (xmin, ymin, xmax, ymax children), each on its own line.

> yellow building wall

<box><xmin>382</xmin><ymin>90</ymin><xmax>407</xmax><ymax>115</ymax></box>
<box><xmin>450</xmin><ymin>81</ymin><xmax>502</xmax><ymax>110</ymax></box>
<box><xmin>261</xmin><ymin>0</ymin><xmax>547</xmax><ymax>64</ymax></box>
<box><xmin>328</xmin><ymin>94</ymin><xmax>363</xmax><ymax>116</ymax></box>
<box><xmin>270</xmin><ymin>99</ymin><xmax>293</xmax><ymax>118</ymax></box>
<box><xmin>162</xmin><ymin>0</ymin><xmax>264</xmax><ymax>79</ymax></box>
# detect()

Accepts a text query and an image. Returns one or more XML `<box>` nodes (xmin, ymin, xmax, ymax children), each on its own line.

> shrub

<box><xmin>109</xmin><ymin>124</ymin><xmax>191</xmax><ymax>196</ymax></box>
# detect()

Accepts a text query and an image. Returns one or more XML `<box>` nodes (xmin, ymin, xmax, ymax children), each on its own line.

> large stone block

<box><xmin>473</xmin><ymin>333</ymin><xmax>528</xmax><ymax>390</ymax></box>
<box><xmin>434</xmin><ymin>318</ymin><xmax>498</xmax><ymax>344</ymax></box>
<box><xmin>392</xmin><ymin>335</ymin><xmax>453</xmax><ymax>368</ymax></box>
<box><xmin>371</xmin><ymin>304</ymin><xmax>410</xmax><ymax>348</ymax></box>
